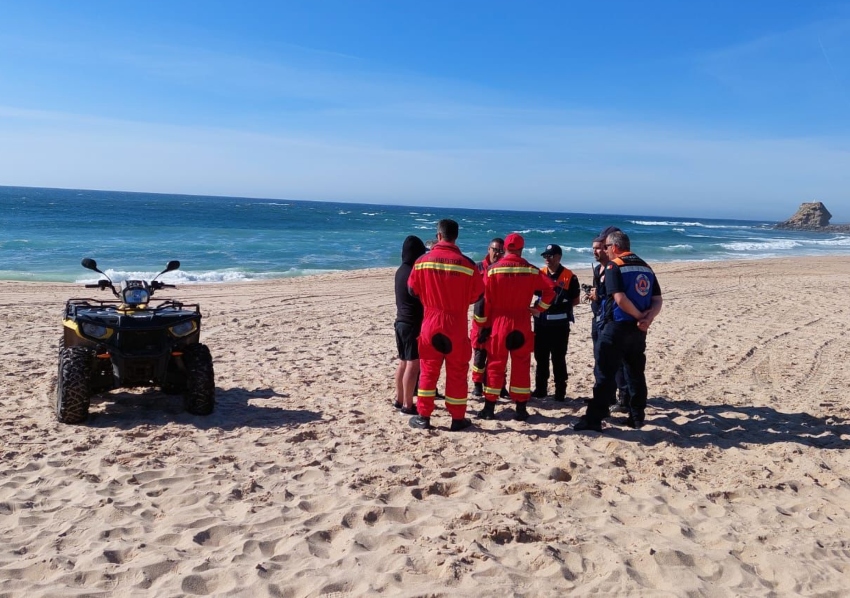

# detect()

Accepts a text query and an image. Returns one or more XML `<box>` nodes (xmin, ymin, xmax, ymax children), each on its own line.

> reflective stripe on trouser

<box><xmin>417</xmin><ymin>322</ymin><xmax>471</xmax><ymax>419</ymax></box>
<box><xmin>471</xmin><ymin>347</ymin><xmax>487</xmax><ymax>383</ymax></box>
<box><xmin>483</xmin><ymin>316</ymin><xmax>532</xmax><ymax>404</ymax></box>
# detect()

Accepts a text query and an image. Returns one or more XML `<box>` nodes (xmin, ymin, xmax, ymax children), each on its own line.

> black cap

<box><xmin>594</xmin><ymin>226</ymin><xmax>621</xmax><ymax>243</ymax></box>
<box><xmin>541</xmin><ymin>243</ymin><xmax>562</xmax><ymax>257</ymax></box>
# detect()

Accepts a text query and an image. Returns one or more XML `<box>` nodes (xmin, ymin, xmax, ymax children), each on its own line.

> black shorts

<box><xmin>394</xmin><ymin>321</ymin><xmax>420</xmax><ymax>361</ymax></box>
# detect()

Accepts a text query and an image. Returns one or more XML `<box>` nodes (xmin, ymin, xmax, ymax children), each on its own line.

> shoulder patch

<box><xmin>634</xmin><ymin>273</ymin><xmax>652</xmax><ymax>297</ymax></box>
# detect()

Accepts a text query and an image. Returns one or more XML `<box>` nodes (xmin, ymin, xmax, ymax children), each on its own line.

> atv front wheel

<box><xmin>56</xmin><ymin>347</ymin><xmax>94</xmax><ymax>424</ymax></box>
<box><xmin>183</xmin><ymin>343</ymin><xmax>215</xmax><ymax>415</ymax></box>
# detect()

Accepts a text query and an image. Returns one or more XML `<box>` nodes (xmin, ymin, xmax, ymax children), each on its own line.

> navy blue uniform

<box><xmin>585</xmin><ymin>252</ymin><xmax>661</xmax><ymax>425</ymax></box>
<box><xmin>591</xmin><ymin>263</ymin><xmax>630</xmax><ymax>403</ymax></box>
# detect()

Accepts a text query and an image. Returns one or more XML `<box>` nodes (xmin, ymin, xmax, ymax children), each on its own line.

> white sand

<box><xmin>1</xmin><ymin>257</ymin><xmax>849</xmax><ymax>597</ymax></box>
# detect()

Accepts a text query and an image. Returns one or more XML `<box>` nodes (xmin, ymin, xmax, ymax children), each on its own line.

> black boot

<box><xmin>625</xmin><ymin>408</ymin><xmax>645</xmax><ymax>429</ymax></box>
<box><xmin>554</xmin><ymin>383</ymin><xmax>567</xmax><ymax>402</ymax></box>
<box><xmin>573</xmin><ymin>416</ymin><xmax>602</xmax><ymax>432</ymax></box>
<box><xmin>612</xmin><ymin>389</ymin><xmax>630</xmax><ymax>413</ymax></box>
<box><xmin>477</xmin><ymin>401</ymin><xmax>496</xmax><ymax>420</ymax></box>
<box><xmin>409</xmin><ymin>415</ymin><xmax>432</xmax><ymax>429</ymax></box>
<box><xmin>472</xmin><ymin>382</ymin><xmax>484</xmax><ymax>398</ymax></box>
<box><xmin>514</xmin><ymin>402</ymin><xmax>529</xmax><ymax>421</ymax></box>
<box><xmin>450</xmin><ymin>418</ymin><xmax>473</xmax><ymax>431</ymax></box>
<box><xmin>500</xmin><ymin>386</ymin><xmax>511</xmax><ymax>399</ymax></box>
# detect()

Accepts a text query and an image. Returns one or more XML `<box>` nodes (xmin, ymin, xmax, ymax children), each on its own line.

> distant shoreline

<box><xmin>4</xmin><ymin>254</ymin><xmax>848</xmax><ymax>288</ymax></box>
<box><xmin>774</xmin><ymin>224</ymin><xmax>850</xmax><ymax>233</ymax></box>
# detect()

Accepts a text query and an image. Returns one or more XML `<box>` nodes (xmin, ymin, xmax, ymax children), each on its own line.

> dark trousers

<box><xmin>472</xmin><ymin>347</ymin><xmax>487</xmax><ymax>384</ymax></box>
<box><xmin>587</xmin><ymin>321</ymin><xmax>647</xmax><ymax>423</ymax></box>
<box><xmin>592</xmin><ymin>318</ymin><xmax>629</xmax><ymax>399</ymax></box>
<box><xmin>533</xmin><ymin>324</ymin><xmax>569</xmax><ymax>397</ymax></box>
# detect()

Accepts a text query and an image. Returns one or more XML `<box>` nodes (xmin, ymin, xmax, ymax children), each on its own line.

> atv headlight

<box><xmin>123</xmin><ymin>287</ymin><xmax>150</xmax><ymax>306</ymax></box>
<box><xmin>81</xmin><ymin>322</ymin><xmax>113</xmax><ymax>340</ymax></box>
<box><xmin>169</xmin><ymin>320</ymin><xmax>197</xmax><ymax>338</ymax></box>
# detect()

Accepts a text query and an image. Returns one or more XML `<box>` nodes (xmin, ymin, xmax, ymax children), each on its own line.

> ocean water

<box><xmin>2</xmin><ymin>185</ymin><xmax>848</xmax><ymax>284</ymax></box>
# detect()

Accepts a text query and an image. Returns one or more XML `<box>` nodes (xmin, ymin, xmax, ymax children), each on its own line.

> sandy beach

<box><xmin>2</xmin><ymin>256</ymin><xmax>849</xmax><ymax>597</ymax></box>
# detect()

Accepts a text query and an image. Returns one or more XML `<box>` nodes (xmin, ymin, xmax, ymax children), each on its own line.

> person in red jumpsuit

<box><xmin>477</xmin><ymin>233</ymin><xmax>556</xmax><ymax>422</ymax></box>
<box><xmin>470</xmin><ymin>237</ymin><xmax>504</xmax><ymax>397</ymax></box>
<box><xmin>407</xmin><ymin>219</ymin><xmax>485</xmax><ymax>432</ymax></box>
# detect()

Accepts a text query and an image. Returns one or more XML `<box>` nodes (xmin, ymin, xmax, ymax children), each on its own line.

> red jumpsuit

<box><xmin>408</xmin><ymin>241</ymin><xmax>484</xmax><ymax>420</ymax></box>
<box><xmin>480</xmin><ymin>254</ymin><xmax>556</xmax><ymax>404</ymax></box>
<box><xmin>469</xmin><ymin>256</ymin><xmax>494</xmax><ymax>384</ymax></box>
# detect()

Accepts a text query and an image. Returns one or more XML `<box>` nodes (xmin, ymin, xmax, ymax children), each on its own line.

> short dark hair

<box><xmin>438</xmin><ymin>219</ymin><xmax>459</xmax><ymax>242</ymax></box>
<box><xmin>607</xmin><ymin>230</ymin><xmax>630</xmax><ymax>251</ymax></box>
<box><xmin>490</xmin><ymin>237</ymin><xmax>504</xmax><ymax>246</ymax></box>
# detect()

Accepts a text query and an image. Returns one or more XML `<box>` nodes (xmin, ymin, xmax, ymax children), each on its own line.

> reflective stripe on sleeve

<box><xmin>618</xmin><ymin>265</ymin><xmax>653</xmax><ymax>274</ymax></box>
<box><xmin>488</xmin><ymin>265</ymin><xmax>540</xmax><ymax>276</ymax></box>
<box><xmin>414</xmin><ymin>262</ymin><xmax>476</xmax><ymax>276</ymax></box>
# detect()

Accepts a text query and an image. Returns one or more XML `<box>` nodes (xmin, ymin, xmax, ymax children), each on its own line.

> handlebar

<box><xmin>82</xmin><ymin>279</ymin><xmax>177</xmax><ymax>294</ymax></box>
<box><xmin>86</xmin><ymin>280</ymin><xmax>113</xmax><ymax>290</ymax></box>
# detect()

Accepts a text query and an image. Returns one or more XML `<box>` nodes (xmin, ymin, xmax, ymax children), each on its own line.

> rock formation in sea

<box><xmin>775</xmin><ymin>202</ymin><xmax>850</xmax><ymax>232</ymax></box>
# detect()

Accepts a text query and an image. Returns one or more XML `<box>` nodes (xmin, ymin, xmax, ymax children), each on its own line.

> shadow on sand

<box><xmin>472</xmin><ymin>395</ymin><xmax>850</xmax><ymax>450</ymax></box>
<box><xmin>632</xmin><ymin>395</ymin><xmax>850</xmax><ymax>450</ymax></box>
<box><xmin>84</xmin><ymin>386</ymin><xmax>323</xmax><ymax>431</ymax></box>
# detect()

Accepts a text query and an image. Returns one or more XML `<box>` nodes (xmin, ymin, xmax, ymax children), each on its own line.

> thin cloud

<box><xmin>699</xmin><ymin>16</ymin><xmax>850</xmax><ymax>98</ymax></box>
<box><xmin>2</xmin><ymin>104</ymin><xmax>848</xmax><ymax>220</ymax></box>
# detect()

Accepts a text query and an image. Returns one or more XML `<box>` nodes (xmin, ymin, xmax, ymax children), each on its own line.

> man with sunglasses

<box><xmin>477</xmin><ymin>233</ymin><xmax>556</xmax><ymax>422</ymax></box>
<box><xmin>470</xmin><ymin>238</ymin><xmax>505</xmax><ymax>398</ymax></box>
<box><xmin>575</xmin><ymin>230</ymin><xmax>663</xmax><ymax>432</ymax></box>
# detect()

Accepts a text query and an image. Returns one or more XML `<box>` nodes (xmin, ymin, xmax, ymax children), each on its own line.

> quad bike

<box><xmin>56</xmin><ymin>258</ymin><xmax>214</xmax><ymax>423</ymax></box>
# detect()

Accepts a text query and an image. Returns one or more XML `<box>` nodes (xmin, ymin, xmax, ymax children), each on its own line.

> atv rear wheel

<box><xmin>56</xmin><ymin>347</ymin><xmax>94</xmax><ymax>424</ymax></box>
<box><xmin>183</xmin><ymin>343</ymin><xmax>215</xmax><ymax>415</ymax></box>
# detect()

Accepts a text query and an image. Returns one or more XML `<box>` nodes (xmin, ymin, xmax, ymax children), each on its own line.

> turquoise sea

<box><xmin>2</xmin><ymin>185</ymin><xmax>848</xmax><ymax>284</ymax></box>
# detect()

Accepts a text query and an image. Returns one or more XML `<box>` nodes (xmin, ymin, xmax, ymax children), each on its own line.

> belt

<box><xmin>540</xmin><ymin>313</ymin><xmax>568</xmax><ymax>321</ymax></box>
<box><xmin>598</xmin><ymin>318</ymin><xmax>637</xmax><ymax>326</ymax></box>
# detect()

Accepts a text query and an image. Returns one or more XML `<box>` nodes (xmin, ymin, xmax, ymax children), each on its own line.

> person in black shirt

<box><xmin>532</xmin><ymin>244</ymin><xmax>581</xmax><ymax>401</ymax></box>
<box><xmin>589</xmin><ymin>229</ymin><xmax>631</xmax><ymax>412</ymax></box>
<box><xmin>394</xmin><ymin>236</ymin><xmax>427</xmax><ymax>414</ymax></box>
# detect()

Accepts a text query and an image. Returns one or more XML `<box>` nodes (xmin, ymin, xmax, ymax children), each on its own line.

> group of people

<box><xmin>393</xmin><ymin>218</ymin><xmax>662</xmax><ymax>433</ymax></box>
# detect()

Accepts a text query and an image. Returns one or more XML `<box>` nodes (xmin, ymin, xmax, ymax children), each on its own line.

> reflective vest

<box><xmin>605</xmin><ymin>253</ymin><xmax>657</xmax><ymax>322</ymax></box>
<box><xmin>537</xmin><ymin>265</ymin><xmax>575</xmax><ymax>324</ymax></box>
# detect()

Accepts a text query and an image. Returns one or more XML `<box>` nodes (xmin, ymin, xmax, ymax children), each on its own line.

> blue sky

<box><xmin>1</xmin><ymin>1</ymin><xmax>848</xmax><ymax>221</ymax></box>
